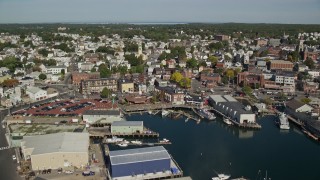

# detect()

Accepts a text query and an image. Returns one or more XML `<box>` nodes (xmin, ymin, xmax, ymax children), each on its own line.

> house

<box><xmin>45</xmin><ymin>65</ymin><xmax>67</xmax><ymax>75</ymax></box>
<box><xmin>118</xmin><ymin>79</ymin><xmax>134</xmax><ymax>93</ymax></box>
<box><xmin>215</xmin><ymin>35</ymin><xmax>229</xmax><ymax>41</ymax></box>
<box><xmin>307</xmin><ymin>70</ymin><xmax>320</xmax><ymax>78</ymax></box>
<box><xmin>304</xmin><ymin>82</ymin><xmax>319</xmax><ymax>94</ymax></box>
<box><xmin>19</xmin><ymin>77</ymin><xmax>35</xmax><ymax>86</ymax></box>
<box><xmin>166</xmin><ymin>59</ymin><xmax>176</xmax><ymax>68</ymax></box>
<box><xmin>155</xmin><ymin>86</ymin><xmax>185</xmax><ymax>105</ymax></box>
<box><xmin>200</xmin><ymin>72</ymin><xmax>221</xmax><ymax>85</ymax></box>
<box><xmin>286</xmin><ymin>99</ymin><xmax>313</xmax><ymax>113</ymax></box>
<box><xmin>26</xmin><ymin>86</ymin><xmax>47</xmax><ymax>101</ymax></box>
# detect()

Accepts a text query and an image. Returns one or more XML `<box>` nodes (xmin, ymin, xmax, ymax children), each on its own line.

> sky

<box><xmin>0</xmin><ymin>0</ymin><xmax>319</xmax><ymax>24</ymax></box>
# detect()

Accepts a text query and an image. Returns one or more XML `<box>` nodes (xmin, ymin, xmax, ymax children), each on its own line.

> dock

<box><xmin>170</xmin><ymin>110</ymin><xmax>200</xmax><ymax>123</ymax></box>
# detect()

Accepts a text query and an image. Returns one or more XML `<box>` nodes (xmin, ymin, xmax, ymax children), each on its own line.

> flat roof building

<box><xmin>21</xmin><ymin>132</ymin><xmax>89</xmax><ymax>170</ymax></box>
<box><xmin>109</xmin><ymin>146</ymin><xmax>171</xmax><ymax>178</ymax></box>
<box><xmin>111</xmin><ymin>121</ymin><xmax>144</xmax><ymax>134</ymax></box>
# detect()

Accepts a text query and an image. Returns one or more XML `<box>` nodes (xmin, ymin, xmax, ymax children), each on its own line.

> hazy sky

<box><xmin>0</xmin><ymin>0</ymin><xmax>319</xmax><ymax>24</ymax></box>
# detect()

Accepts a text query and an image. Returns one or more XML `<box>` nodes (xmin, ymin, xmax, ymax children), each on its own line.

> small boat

<box><xmin>197</xmin><ymin>109</ymin><xmax>216</xmax><ymax>120</ymax></box>
<box><xmin>244</xmin><ymin>105</ymin><xmax>252</xmax><ymax>111</ymax></box>
<box><xmin>212</xmin><ymin>173</ymin><xmax>231</xmax><ymax>180</ymax></box>
<box><xmin>223</xmin><ymin>118</ymin><xmax>233</xmax><ymax>125</ymax></box>
<box><xmin>118</xmin><ymin>143</ymin><xmax>128</xmax><ymax>147</ymax></box>
<box><xmin>106</xmin><ymin>136</ymin><xmax>124</xmax><ymax>143</ymax></box>
<box><xmin>185</xmin><ymin>118</ymin><xmax>189</xmax><ymax>122</ymax></box>
<box><xmin>148</xmin><ymin>110</ymin><xmax>153</xmax><ymax>115</ymax></box>
<box><xmin>162</xmin><ymin>110</ymin><xmax>170</xmax><ymax>117</ymax></box>
<box><xmin>131</xmin><ymin>140</ymin><xmax>142</xmax><ymax>145</ymax></box>
<box><xmin>160</xmin><ymin>138</ymin><xmax>170</xmax><ymax>143</ymax></box>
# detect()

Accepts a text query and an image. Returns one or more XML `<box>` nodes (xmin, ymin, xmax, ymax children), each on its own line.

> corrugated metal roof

<box><xmin>112</xmin><ymin>121</ymin><xmax>143</xmax><ymax>127</ymax></box>
<box><xmin>109</xmin><ymin>146</ymin><xmax>170</xmax><ymax>165</ymax></box>
<box><xmin>22</xmin><ymin>132</ymin><xmax>89</xmax><ymax>155</ymax></box>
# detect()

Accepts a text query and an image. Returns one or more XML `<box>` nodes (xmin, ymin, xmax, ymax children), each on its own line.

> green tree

<box><xmin>300</xmin><ymin>97</ymin><xmax>311</xmax><ymax>104</ymax></box>
<box><xmin>61</xmin><ymin>69</ymin><xmax>65</xmax><ymax>75</ymax></box>
<box><xmin>39</xmin><ymin>73</ymin><xmax>47</xmax><ymax>80</ymax></box>
<box><xmin>263</xmin><ymin>97</ymin><xmax>274</xmax><ymax>106</ymax></box>
<box><xmin>99</xmin><ymin>64</ymin><xmax>111</xmax><ymax>78</ymax></box>
<box><xmin>208</xmin><ymin>56</ymin><xmax>218</xmax><ymax>65</ymax></box>
<box><xmin>170</xmin><ymin>72</ymin><xmax>183</xmax><ymax>83</ymax></box>
<box><xmin>101</xmin><ymin>87</ymin><xmax>111</xmax><ymax>98</ymax></box>
<box><xmin>179</xmin><ymin>77</ymin><xmax>191</xmax><ymax>88</ymax></box>
<box><xmin>91</xmin><ymin>67</ymin><xmax>97</xmax><ymax>72</ymax></box>
<box><xmin>186</xmin><ymin>58</ymin><xmax>198</xmax><ymax>69</ymax></box>
<box><xmin>225</xmin><ymin>69</ymin><xmax>235</xmax><ymax>79</ymax></box>
<box><xmin>242</xmin><ymin>85</ymin><xmax>253</xmax><ymax>95</ymax></box>
<box><xmin>304</xmin><ymin>57</ymin><xmax>315</xmax><ymax>69</ymax></box>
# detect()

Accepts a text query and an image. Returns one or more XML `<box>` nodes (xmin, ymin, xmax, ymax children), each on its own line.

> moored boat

<box><xmin>106</xmin><ymin>136</ymin><xmax>124</xmax><ymax>143</ymax></box>
<box><xmin>212</xmin><ymin>173</ymin><xmax>231</xmax><ymax>180</ymax></box>
<box><xmin>223</xmin><ymin>118</ymin><xmax>233</xmax><ymax>125</ymax></box>
<box><xmin>277</xmin><ymin>112</ymin><xmax>290</xmax><ymax>130</ymax></box>
<box><xmin>131</xmin><ymin>140</ymin><xmax>142</xmax><ymax>145</ymax></box>
<box><xmin>197</xmin><ymin>109</ymin><xmax>216</xmax><ymax>120</ymax></box>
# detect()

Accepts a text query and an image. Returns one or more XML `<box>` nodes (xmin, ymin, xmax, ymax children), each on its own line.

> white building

<box><xmin>308</xmin><ymin>70</ymin><xmax>320</xmax><ymax>78</ymax></box>
<box><xmin>275</xmin><ymin>73</ymin><xmax>295</xmax><ymax>85</ymax></box>
<box><xmin>208</xmin><ymin>95</ymin><xmax>256</xmax><ymax>124</ymax></box>
<box><xmin>45</xmin><ymin>65</ymin><xmax>67</xmax><ymax>75</ymax></box>
<box><xmin>21</xmin><ymin>132</ymin><xmax>89</xmax><ymax>170</ymax></box>
<box><xmin>26</xmin><ymin>87</ymin><xmax>47</xmax><ymax>101</ymax></box>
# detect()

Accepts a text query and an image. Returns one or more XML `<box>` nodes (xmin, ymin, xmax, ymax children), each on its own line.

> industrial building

<box><xmin>109</xmin><ymin>146</ymin><xmax>171</xmax><ymax>178</ymax></box>
<box><xmin>82</xmin><ymin>109</ymin><xmax>123</xmax><ymax>124</ymax></box>
<box><xmin>208</xmin><ymin>95</ymin><xmax>256</xmax><ymax>123</ymax></box>
<box><xmin>21</xmin><ymin>132</ymin><xmax>89</xmax><ymax>170</ymax></box>
<box><xmin>111</xmin><ymin>121</ymin><xmax>144</xmax><ymax>134</ymax></box>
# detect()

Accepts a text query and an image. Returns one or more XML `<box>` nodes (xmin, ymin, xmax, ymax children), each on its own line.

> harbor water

<box><xmin>125</xmin><ymin>113</ymin><xmax>320</xmax><ymax>180</ymax></box>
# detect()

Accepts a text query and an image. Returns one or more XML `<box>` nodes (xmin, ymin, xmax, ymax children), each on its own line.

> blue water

<box><xmin>124</xmin><ymin>113</ymin><xmax>320</xmax><ymax>180</ymax></box>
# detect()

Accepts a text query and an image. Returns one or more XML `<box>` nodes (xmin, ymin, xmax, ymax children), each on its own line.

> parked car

<box><xmin>82</xmin><ymin>171</ymin><xmax>95</xmax><ymax>176</ymax></box>
<box><xmin>65</xmin><ymin>170</ymin><xmax>74</xmax><ymax>174</ymax></box>
<box><xmin>57</xmin><ymin>168</ymin><xmax>62</xmax><ymax>174</ymax></box>
<box><xmin>12</xmin><ymin>155</ymin><xmax>16</xmax><ymax>160</ymax></box>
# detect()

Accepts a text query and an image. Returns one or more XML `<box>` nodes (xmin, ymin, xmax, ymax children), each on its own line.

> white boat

<box><xmin>244</xmin><ymin>105</ymin><xmax>251</xmax><ymax>111</ymax></box>
<box><xmin>118</xmin><ymin>143</ymin><xmax>128</xmax><ymax>147</ymax></box>
<box><xmin>197</xmin><ymin>109</ymin><xmax>216</xmax><ymax>120</ymax></box>
<box><xmin>131</xmin><ymin>140</ymin><xmax>142</xmax><ymax>145</ymax></box>
<box><xmin>223</xmin><ymin>118</ymin><xmax>233</xmax><ymax>125</ymax></box>
<box><xmin>160</xmin><ymin>138</ymin><xmax>170</xmax><ymax>143</ymax></box>
<box><xmin>148</xmin><ymin>110</ymin><xmax>153</xmax><ymax>115</ymax></box>
<box><xmin>106</xmin><ymin>136</ymin><xmax>124</xmax><ymax>143</ymax></box>
<box><xmin>212</xmin><ymin>173</ymin><xmax>231</xmax><ymax>180</ymax></box>
<box><xmin>162</xmin><ymin>110</ymin><xmax>170</xmax><ymax>117</ymax></box>
<box><xmin>278</xmin><ymin>112</ymin><xmax>290</xmax><ymax>130</ymax></box>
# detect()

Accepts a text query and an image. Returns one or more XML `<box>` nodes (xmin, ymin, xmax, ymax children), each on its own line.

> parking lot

<box><xmin>12</xmin><ymin>99</ymin><xmax>118</xmax><ymax>117</ymax></box>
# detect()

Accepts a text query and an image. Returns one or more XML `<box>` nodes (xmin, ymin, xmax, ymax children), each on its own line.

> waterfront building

<box><xmin>82</xmin><ymin>109</ymin><xmax>123</xmax><ymax>124</ymax></box>
<box><xmin>155</xmin><ymin>86</ymin><xmax>185</xmax><ymax>105</ymax></box>
<box><xmin>286</xmin><ymin>99</ymin><xmax>313</xmax><ymax>113</ymax></box>
<box><xmin>21</xmin><ymin>132</ymin><xmax>89</xmax><ymax>170</ymax></box>
<box><xmin>109</xmin><ymin>146</ymin><xmax>172</xmax><ymax>178</ymax></box>
<box><xmin>111</xmin><ymin>121</ymin><xmax>144</xmax><ymax>134</ymax></box>
<box><xmin>208</xmin><ymin>95</ymin><xmax>256</xmax><ymax>123</ymax></box>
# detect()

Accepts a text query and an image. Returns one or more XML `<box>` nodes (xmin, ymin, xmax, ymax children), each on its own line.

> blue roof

<box><xmin>109</xmin><ymin>146</ymin><xmax>170</xmax><ymax>165</ymax></box>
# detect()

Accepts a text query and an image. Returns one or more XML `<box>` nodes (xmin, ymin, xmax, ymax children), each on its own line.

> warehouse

<box><xmin>21</xmin><ymin>132</ymin><xmax>89</xmax><ymax>170</ymax></box>
<box><xmin>109</xmin><ymin>146</ymin><xmax>171</xmax><ymax>178</ymax></box>
<box><xmin>208</xmin><ymin>95</ymin><xmax>256</xmax><ymax>123</ymax></box>
<box><xmin>111</xmin><ymin>121</ymin><xmax>144</xmax><ymax>134</ymax></box>
<box><xmin>82</xmin><ymin>109</ymin><xmax>123</xmax><ymax>124</ymax></box>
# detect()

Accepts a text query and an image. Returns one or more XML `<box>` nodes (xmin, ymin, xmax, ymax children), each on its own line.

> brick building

<box><xmin>80</xmin><ymin>78</ymin><xmax>117</xmax><ymax>95</ymax></box>
<box><xmin>269</xmin><ymin>60</ymin><xmax>293</xmax><ymax>71</ymax></box>
<box><xmin>71</xmin><ymin>72</ymin><xmax>100</xmax><ymax>86</ymax></box>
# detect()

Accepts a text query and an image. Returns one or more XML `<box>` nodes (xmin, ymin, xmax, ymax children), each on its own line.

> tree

<box><xmin>2</xmin><ymin>79</ymin><xmax>19</xmax><ymax>87</ymax></box>
<box><xmin>179</xmin><ymin>77</ymin><xmax>191</xmax><ymax>88</ymax></box>
<box><xmin>170</xmin><ymin>72</ymin><xmax>183</xmax><ymax>83</ymax></box>
<box><xmin>98</xmin><ymin>64</ymin><xmax>111</xmax><ymax>78</ymax></box>
<box><xmin>0</xmin><ymin>56</ymin><xmax>23</xmax><ymax>73</ymax></box>
<box><xmin>61</xmin><ymin>69</ymin><xmax>65</xmax><ymax>75</ymax></box>
<box><xmin>304</xmin><ymin>57</ymin><xmax>315</xmax><ymax>69</ymax></box>
<box><xmin>225</xmin><ymin>69</ymin><xmax>235</xmax><ymax>81</ymax></box>
<box><xmin>38</xmin><ymin>48</ymin><xmax>49</xmax><ymax>57</ymax></box>
<box><xmin>300</xmin><ymin>97</ymin><xmax>311</xmax><ymax>104</ymax></box>
<box><xmin>91</xmin><ymin>67</ymin><xmax>97</xmax><ymax>72</ymax></box>
<box><xmin>242</xmin><ymin>85</ymin><xmax>253</xmax><ymax>95</ymax></box>
<box><xmin>208</xmin><ymin>56</ymin><xmax>218</xmax><ymax>65</ymax></box>
<box><xmin>39</xmin><ymin>74</ymin><xmax>47</xmax><ymax>80</ymax></box>
<box><xmin>101</xmin><ymin>87</ymin><xmax>111</xmax><ymax>98</ymax></box>
<box><xmin>263</xmin><ymin>97</ymin><xmax>274</xmax><ymax>106</ymax></box>
<box><xmin>186</xmin><ymin>58</ymin><xmax>198</xmax><ymax>69</ymax></box>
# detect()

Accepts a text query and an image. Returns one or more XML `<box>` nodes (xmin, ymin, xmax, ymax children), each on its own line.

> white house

<box><xmin>308</xmin><ymin>70</ymin><xmax>320</xmax><ymax>78</ymax></box>
<box><xmin>26</xmin><ymin>86</ymin><xmax>47</xmax><ymax>101</ymax></box>
<box><xmin>45</xmin><ymin>65</ymin><xmax>67</xmax><ymax>75</ymax></box>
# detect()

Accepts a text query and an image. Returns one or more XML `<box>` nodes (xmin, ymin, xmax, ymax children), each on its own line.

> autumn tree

<box><xmin>170</xmin><ymin>72</ymin><xmax>183</xmax><ymax>82</ymax></box>
<box><xmin>300</xmin><ymin>98</ymin><xmax>311</xmax><ymax>104</ymax></box>
<box><xmin>304</xmin><ymin>57</ymin><xmax>315</xmax><ymax>69</ymax></box>
<box><xmin>2</xmin><ymin>79</ymin><xmax>19</xmax><ymax>87</ymax></box>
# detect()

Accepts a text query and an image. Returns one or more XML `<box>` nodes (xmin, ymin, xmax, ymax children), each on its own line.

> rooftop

<box><xmin>112</xmin><ymin>121</ymin><xmax>143</xmax><ymax>127</ymax></box>
<box><xmin>109</xmin><ymin>146</ymin><xmax>170</xmax><ymax>166</ymax></box>
<box><xmin>83</xmin><ymin>109</ymin><xmax>121</xmax><ymax>116</ymax></box>
<box><xmin>22</xmin><ymin>132</ymin><xmax>89</xmax><ymax>155</ymax></box>
<box><xmin>26</xmin><ymin>86</ymin><xmax>45</xmax><ymax>94</ymax></box>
